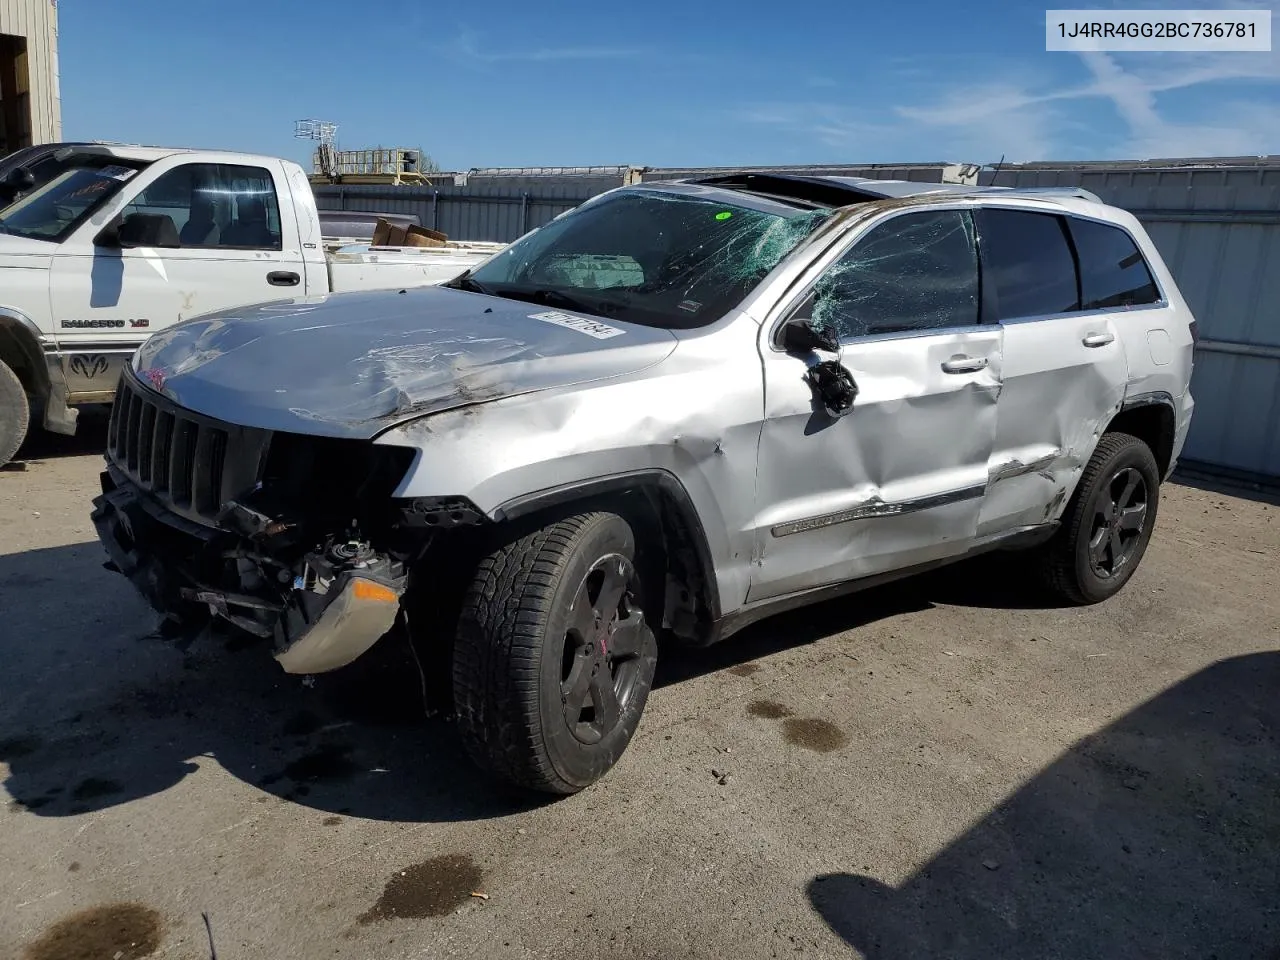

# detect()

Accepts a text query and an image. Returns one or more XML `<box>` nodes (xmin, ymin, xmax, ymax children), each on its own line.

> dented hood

<box><xmin>131</xmin><ymin>285</ymin><xmax>678</xmax><ymax>439</ymax></box>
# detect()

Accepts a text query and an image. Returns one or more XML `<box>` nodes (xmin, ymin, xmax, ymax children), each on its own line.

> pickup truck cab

<box><xmin>0</xmin><ymin>143</ymin><xmax>503</xmax><ymax>465</ymax></box>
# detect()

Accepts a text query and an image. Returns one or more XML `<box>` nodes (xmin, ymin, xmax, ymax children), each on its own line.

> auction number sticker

<box><xmin>529</xmin><ymin>310</ymin><xmax>625</xmax><ymax>340</ymax></box>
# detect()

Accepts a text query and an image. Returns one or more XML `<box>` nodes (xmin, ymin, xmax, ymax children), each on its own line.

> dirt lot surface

<box><xmin>2</xmin><ymin>424</ymin><xmax>1278</xmax><ymax>960</ymax></box>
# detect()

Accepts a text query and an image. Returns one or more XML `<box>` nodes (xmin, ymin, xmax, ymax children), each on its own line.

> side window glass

<box><xmin>125</xmin><ymin>163</ymin><xmax>282</xmax><ymax>250</ymax></box>
<box><xmin>799</xmin><ymin>210</ymin><xmax>979</xmax><ymax>339</ymax></box>
<box><xmin>1067</xmin><ymin>217</ymin><xmax>1160</xmax><ymax>309</ymax></box>
<box><xmin>977</xmin><ymin>209</ymin><xmax>1080</xmax><ymax>321</ymax></box>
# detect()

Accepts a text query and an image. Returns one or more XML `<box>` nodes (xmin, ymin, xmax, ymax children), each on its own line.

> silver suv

<box><xmin>91</xmin><ymin>173</ymin><xmax>1196</xmax><ymax>794</ymax></box>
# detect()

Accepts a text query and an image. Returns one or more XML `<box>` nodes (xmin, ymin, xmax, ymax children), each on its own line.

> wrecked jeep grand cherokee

<box><xmin>92</xmin><ymin>172</ymin><xmax>1196</xmax><ymax>794</ymax></box>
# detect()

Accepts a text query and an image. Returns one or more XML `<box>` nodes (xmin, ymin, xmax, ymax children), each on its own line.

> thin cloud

<box><xmin>448</xmin><ymin>30</ymin><xmax>646</xmax><ymax>64</ymax></box>
<box><xmin>738</xmin><ymin>1</ymin><xmax>1280</xmax><ymax>164</ymax></box>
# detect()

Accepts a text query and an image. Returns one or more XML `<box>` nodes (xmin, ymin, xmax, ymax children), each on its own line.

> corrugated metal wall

<box><xmin>313</xmin><ymin>182</ymin><xmax>597</xmax><ymax>243</ymax></box>
<box><xmin>0</xmin><ymin>0</ymin><xmax>60</xmax><ymax>145</ymax></box>
<box><xmin>311</xmin><ymin>162</ymin><xmax>969</xmax><ymax>244</ymax></box>
<box><xmin>983</xmin><ymin>161</ymin><xmax>1280</xmax><ymax>482</ymax></box>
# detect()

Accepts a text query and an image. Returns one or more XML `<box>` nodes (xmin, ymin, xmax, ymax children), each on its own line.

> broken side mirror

<box><xmin>782</xmin><ymin>316</ymin><xmax>840</xmax><ymax>354</ymax></box>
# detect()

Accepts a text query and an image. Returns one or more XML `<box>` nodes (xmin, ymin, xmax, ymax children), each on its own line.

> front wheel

<box><xmin>1038</xmin><ymin>431</ymin><xmax>1161</xmax><ymax>604</ymax></box>
<box><xmin>0</xmin><ymin>360</ymin><xmax>31</xmax><ymax>468</ymax></box>
<box><xmin>452</xmin><ymin>511</ymin><xmax>658</xmax><ymax>794</ymax></box>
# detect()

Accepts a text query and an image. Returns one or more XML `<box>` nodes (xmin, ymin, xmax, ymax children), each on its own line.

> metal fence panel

<box><xmin>313</xmin><ymin>184</ymin><xmax>596</xmax><ymax>243</ymax></box>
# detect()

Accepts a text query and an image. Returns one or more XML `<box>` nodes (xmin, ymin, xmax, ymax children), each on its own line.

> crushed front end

<box><xmin>90</xmin><ymin>368</ymin><xmax>439</xmax><ymax>674</ymax></box>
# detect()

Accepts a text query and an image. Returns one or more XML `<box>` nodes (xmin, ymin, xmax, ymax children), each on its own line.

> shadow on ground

<box><xmin>0</xmin><ymin>537</ymin><xmax>1066</xmax><ymax>826</ymax></box>
<box><xmin>1172</xmin><ymin>468</ymin><xmax>1280</xmax><ymax>508</ymax></box>
<box><xmin>807</xmin><ymin>651</ymin><xmax>1280</xmax><ymax>959</ymax></box>
<box><xmin>4</xmin><ymin>406</ymin><xmax>111</xmax><ymax>470</ymax></box>
<box><xmin>656</xmin><ymin>551</ymin><xmax>1068</xmax><ymax>688</ymax></box>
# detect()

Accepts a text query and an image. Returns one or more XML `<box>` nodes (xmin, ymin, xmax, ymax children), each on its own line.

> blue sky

<box><xmin>58</xmin><ymin>0</ymin><xmax>1279</xmax><ymax>171</ymax></box>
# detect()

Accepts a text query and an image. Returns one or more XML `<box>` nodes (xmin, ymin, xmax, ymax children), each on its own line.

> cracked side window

<box><xmin>796</xmin><ymin>210</ymin><xmax>980</xmax><ymax>340</ymax></box>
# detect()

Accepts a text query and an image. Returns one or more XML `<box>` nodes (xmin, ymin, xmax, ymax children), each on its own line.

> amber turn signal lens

<box><xmin>351</xmin><ymin>579</ymin><xmax>400</xmax><ymax>604</ymax></box>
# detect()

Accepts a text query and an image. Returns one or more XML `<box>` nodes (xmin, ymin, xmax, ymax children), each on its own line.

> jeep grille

<box><xmin>107</xmin><ymin>371</ymin><xmax>272</xmax><ymax>526</ymax></box>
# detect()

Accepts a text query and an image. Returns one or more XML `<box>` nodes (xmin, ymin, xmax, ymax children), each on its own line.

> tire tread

<box><xmin>1039</xmin><ymin>431</ymin><xmax>1157</xmax><ymax>604</ymax></box>
<box><xmin>452</xmin><ymin>513</ymin><xmax>610</xmax><ymax>794</ymax></box>
<box><xmin>0</xmin><ymin>360</ymin><xmax>30</xmax><ymax>468</ymax></box>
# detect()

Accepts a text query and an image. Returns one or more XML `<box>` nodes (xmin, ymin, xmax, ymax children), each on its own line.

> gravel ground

<box><xmin>2</xmin><ymin>422</ymin><xmax>1277</xmax><ymax>960</ymax></box>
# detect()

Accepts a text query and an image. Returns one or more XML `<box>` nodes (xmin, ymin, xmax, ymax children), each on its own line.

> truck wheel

<box><xmin>0</xmin><ymin>360</ymin><xmax>31</xmax><ymax>468</ymax></box>
<box><xmin>1039</xmin><ymin>432</ymin><xmax>1161</xmax><ymax>605</ymax></box>
<box><xmin>453</xmin><ymin>511</ymin><xmax>658</xmax><ymax>794</ymax></box>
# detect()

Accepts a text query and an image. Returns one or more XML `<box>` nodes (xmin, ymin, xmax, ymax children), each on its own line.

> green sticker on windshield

<box><xmin>715</xmin><ymin>211</ymin><xmax>733</xmax><ymax>220</ymax></box>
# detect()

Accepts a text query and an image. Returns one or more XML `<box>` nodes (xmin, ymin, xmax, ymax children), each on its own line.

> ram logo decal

<box><xmin>69</xmin><ymin>355</ymin><xmax>109</xmax><ymax>379</ymax></box>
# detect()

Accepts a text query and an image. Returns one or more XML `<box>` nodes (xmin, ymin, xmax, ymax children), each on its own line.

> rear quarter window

<box><xmin>1067</xmin><ymin>217</ymin><xmax>1161</xmax><ymax>309</ymax></box>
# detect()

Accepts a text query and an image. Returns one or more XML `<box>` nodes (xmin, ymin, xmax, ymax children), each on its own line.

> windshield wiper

<box><xmin>451</xmin><ymin>271</ymin><xmax>495</xmax><ymax>296</ymax></box>
<box><xmin>483</xmin><ymin>287</ymin><xmax>610</xmax><ymax>317</ymax></box>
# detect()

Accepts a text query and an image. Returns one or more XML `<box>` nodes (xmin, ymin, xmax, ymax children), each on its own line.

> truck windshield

<box><xmin>0</xmin><ymin>158</ymin><xmax>146</xmax><ymax>243</ymax></box>
<box><xmin>455</xmin><ymin>188</ymin><xmax>832</xmax><ymax>329</ymax></box>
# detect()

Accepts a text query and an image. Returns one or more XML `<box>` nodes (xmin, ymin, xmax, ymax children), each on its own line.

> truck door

<box><xmin>749</xmin><ymin>208</ymin><xmax>1004</xmax><ymax>603</ymax></box>
<box><xmin>49</xmin><ymin>159</ymin><xmax>307</xmax><ymax>399</ymax></box>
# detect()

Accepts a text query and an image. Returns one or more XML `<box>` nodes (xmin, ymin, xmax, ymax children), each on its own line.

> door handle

<box><xmin>267</xmin><ymin>271</ymin><xmax>300</xmax><ymax>287</ymax></box>
<box><xmin>1082</xmin><ymin>331</ymin><xmax>1115</xmax><ymax>348</ymax></box>
<box><xmin>941</xmin><ymin>355</ymin><xmax>989</xmax><ymax>374</ymax></box>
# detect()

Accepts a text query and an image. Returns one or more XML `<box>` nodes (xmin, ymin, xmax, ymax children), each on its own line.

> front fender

<box><xmin>373</xmin><ymin>333</ymin><xmax>766</xmax><ymax>616</ymax></box>
<box><xmin>0</xmin><ymin>306</ymin><xmax>78</xmax><ymax>435</ymax></box>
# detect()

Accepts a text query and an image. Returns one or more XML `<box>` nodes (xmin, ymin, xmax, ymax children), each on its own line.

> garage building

<box><xmin>0</xmin><ymin>0</ymin><xmax>59</xmax><ymax>154</ymax></box>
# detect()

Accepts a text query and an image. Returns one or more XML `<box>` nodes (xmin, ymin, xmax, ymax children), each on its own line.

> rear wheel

<box><xmin>0</xmin><ymin>360</ymin><xmax>31</xmax><ymax>468</ymax></box>
<box><xmin>452</xmin><ymin>511</ymin><xmax>658</xmax><ymax>794</ymax></box>
<box><xmin>1039</xmin><ymin>431</ymin><xmax>1161</xmax><ymax>604</ymax></box>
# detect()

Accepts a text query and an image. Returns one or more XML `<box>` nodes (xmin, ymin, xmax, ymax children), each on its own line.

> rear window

<box><xmin>1068</xmin><ymin>217</ymin><xmax>1161</xmax><ymax>309</ymax></box>
<box><xmin>976</xmin><ymin>209</ymin><xmax>1080</xmax><ymax>321</ymax></box>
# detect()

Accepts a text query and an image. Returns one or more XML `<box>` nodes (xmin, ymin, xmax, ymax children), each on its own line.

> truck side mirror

<box><xmin>0</xmin><ymin>166</ymin><xmax>35</xmax><ymax>204</ymax></box>
<box><xmin>782</xmin><ymin>316</ymin><xmax>840</xmax><ymax>354</ymax></box>
<box><xmin>94</xmin><ymin>222</ymin><xmax>123</xmax><ymax>248</ymax></box>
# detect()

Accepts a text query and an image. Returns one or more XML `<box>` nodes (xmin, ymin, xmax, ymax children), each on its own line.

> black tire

<box><xmin>1039</xmin><ymin>431</ymin><xmax>1161</xmax><ymax>605</ymax></box>
<box><xmin>0</xmin><ymin>360</ymin><xmax>31</xmax><ymax>468</ymax></box>
<box><xmin>452</xmin><ymin>511</ymin><xmax>659</xmax><ymax>794</ymax></box>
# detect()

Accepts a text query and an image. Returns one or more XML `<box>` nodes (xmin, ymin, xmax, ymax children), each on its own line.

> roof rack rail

<box><xmin>981</xmin><ymin>185</ymin><xmax>1104</xmax><ymax>202</ymax></box>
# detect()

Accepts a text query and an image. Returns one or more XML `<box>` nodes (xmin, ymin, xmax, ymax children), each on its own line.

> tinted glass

<box><xmin>464</xmin><ymin>189</ymin><xmax>831</xmax><ymax>329</ymax></box>
<box><xmin>978</xmin><ymin>209</ymin><xmax>1080</xmax><ymax>321</ymax></box>
<box><xmin>126</xmin><ymin>163</ymin><xmax>282</xmax><ymax>250</ymax></box>
<box><xmin>1068</xmin><ymin>216</ymin><xmax>1160</xmax><ymax>309</ymax></box>
<box><xmin>0</xmin><ymin>159</ymin><xmax>143</xmax><ymax>242</ymax></box>
<box><xmin>802</xmin><ymin>210</ymin><xmax>980</xmax><ymax>339</ymax></box>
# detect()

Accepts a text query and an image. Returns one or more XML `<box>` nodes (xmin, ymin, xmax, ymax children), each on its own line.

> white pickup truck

<box><xmin>0</xmin><ymin>143</ymin><xmax>505</xmax><ymax>465</ymax></box>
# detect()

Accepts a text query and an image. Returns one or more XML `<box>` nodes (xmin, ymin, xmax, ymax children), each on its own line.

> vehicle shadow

<box><xmin>0</xmin><ymin>542</ymin><xmax>546</xmax><ymax>825</ymax></box>
<box><xmin>806</xmin><ymin>651</ymin><xmax>1280</xmax><ymax>960</ymax></box>
<box><xmin>1</xmin><ymin>541</ymin><xmax>1074</xmax><ymax>825</ymax></box>
<box><xmin>7</xmin><ymin>406</ymin><xmax>111</xmax><ymax>467</ymax></box>
<box><xmin>656</xmin><ymin>551</ymin><xmax>1066</xmax><ymax>688</ymax></box>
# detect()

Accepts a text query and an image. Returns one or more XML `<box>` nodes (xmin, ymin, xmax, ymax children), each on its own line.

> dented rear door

<box><xmin>749</xmin><ymin>208</ymin><xmax>1003</xmax><ymax>603</ymax></box>
<box><xmin>974</xmin><ymin>207</ymin><xmax>1129</xmax><ymax>536</ymax></box>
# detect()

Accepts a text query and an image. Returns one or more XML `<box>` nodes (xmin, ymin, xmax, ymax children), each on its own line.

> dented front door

<box><xmin>749</xmin><ymin>208</ymin><xmax>1003</xmax><ymax>603</ymax></box>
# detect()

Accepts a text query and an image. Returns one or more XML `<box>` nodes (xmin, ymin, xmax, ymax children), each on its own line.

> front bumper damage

<box><xmin>91</xmin><ymin>466</ymin><xmax>408</xmax><ymax>675</ymax></box>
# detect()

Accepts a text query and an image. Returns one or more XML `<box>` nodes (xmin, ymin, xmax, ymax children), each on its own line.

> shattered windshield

<box><xmin>0</xmin><ymin>158</ymin><xmax>145</xmax><ymax>243</ymax></box>
<box><xmin>457</xmin><ymin>188</ymin><xmax>832</xmax><ymax>328</ymax></box>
